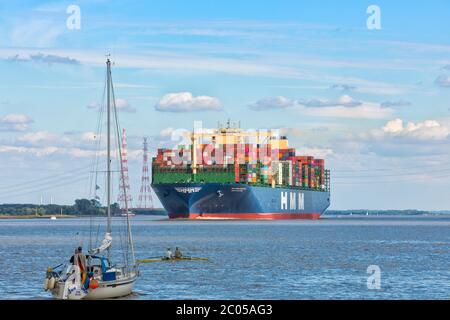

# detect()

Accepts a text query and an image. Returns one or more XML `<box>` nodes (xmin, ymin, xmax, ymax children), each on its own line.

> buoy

<box><xmin>44</xmin><ymin>278</ymin><xmax>49</xmax><ymax>291</ymax></box>
<box><xmin>89</xmin><ymin>279</ymin><xmax>99</xmax><ymax>289</ymax></box>
<box><xmin>48</xmin><ymin>277</ymin><xmax>56</xmax><ymax>289</ymax></box>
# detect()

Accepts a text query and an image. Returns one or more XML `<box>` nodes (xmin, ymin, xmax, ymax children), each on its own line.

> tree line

<box><xmin>0</xmin><ymin>199</ymin><xmax>120</xmax><ymax>216</ymax></box>
<box><xmin>325</xmin><ymin>209</ymin><xmax>432</xmax><ymax>216</ymax></box>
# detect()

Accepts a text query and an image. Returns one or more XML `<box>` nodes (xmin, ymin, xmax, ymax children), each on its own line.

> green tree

<box><xmin>74</xmin><ymin>199</ymin><xmax>93</xmax><ymax>214</ymax></box>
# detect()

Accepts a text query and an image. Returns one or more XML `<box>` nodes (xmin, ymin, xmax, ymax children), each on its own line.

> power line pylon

<box><xmin>118</xmin><ymin>128</ymin><xmax>133</xmax><ymax>211</ymax></box>
<box><xmin>137</xmin><ymin>137</ymin><xmax>153</xmax><ymax>209</ymax></box>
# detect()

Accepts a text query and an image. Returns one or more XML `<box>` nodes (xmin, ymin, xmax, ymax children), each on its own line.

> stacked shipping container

<box><xmin>152</xmin><ymin>142</ymin><xmax>327</xmax><ymax>190</ymax></box>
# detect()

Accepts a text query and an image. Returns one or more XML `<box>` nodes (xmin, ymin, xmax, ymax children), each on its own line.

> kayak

<box><xmin>137</xmin><ymin>256</ymin><xmax>209</xmax><ymax>264</ymax></box>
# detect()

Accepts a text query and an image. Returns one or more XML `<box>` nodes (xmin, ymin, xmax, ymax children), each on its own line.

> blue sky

<box><xmin>1</xmin><ymin>0</ymin><xmax>450</xmax><ymax>210</ymax></box>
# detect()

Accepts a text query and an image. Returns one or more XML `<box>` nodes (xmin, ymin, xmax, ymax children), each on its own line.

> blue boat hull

<box><xmin>152</xmin><ymin>183</ymin><xmax>330</xmax><ymax>220</ymax></box>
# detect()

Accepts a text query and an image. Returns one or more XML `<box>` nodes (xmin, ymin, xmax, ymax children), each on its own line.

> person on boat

<box><xmin>75</xmin><ymin>246</ymin><xmax>87</xmax><ymax>285</ymax></box>
<box><xmin>174</xmin><ymin>247</ymin><xmax>183</xmax><ymax>259</ymax></box>
<box><xmin>165</xmin><ymin>248</ymin><xmax>173</xmax><ymax>260</ymax></box>
<box><xmin>69</xmin><ymin>248</ymin><xmax>78</xmax><ymax>265</ymax></box>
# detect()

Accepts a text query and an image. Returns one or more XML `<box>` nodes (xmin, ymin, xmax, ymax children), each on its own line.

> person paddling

<box><xmin>174</xmin><ymin>247</ymin><xmax>183</xmax><ymax>259</ymax></box>
<box><xmin>165</xmin><ymin>248</ymin><xmax>173</xmax><ymax>260</ymax></box>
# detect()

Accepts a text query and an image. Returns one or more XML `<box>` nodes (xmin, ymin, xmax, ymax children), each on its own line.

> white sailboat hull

<box><xmin>85</xmin><ymin>277</ymin><xmax>136</xmax><ymax>300</ymax></box>
<box><xmin>51</xmin><ymin>275</ymin><xmax>137</xmax><ymax>300</ymax></box>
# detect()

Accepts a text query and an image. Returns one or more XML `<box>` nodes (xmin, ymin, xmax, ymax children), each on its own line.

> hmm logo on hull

<box><xmin>281</xmin><ymin>192</ymin><xmax>304</xmax><ymax>210</ymax></box>
<box><xmin>175</xmin><ymin>187</ymin><xmax>202</xmax><ymax>194</ymax></box>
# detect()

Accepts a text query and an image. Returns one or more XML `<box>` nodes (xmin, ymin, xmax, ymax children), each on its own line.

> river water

<box><xmin>0</xmin><ymin>215</ymin><xmax>449</xmax><ymax>299</ymax></box>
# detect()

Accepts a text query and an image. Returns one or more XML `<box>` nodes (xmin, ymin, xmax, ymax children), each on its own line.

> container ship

<box><xmin>151</xmin><ymin>121</ymin><xmax>330</xmax><ymax>220</ymax></box>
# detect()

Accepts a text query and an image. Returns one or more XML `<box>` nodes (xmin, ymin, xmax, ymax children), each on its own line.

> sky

<box><xmin>1</xmin><ymin>0</ymin><xmax>450</xmax><ymax>210</ymax></box>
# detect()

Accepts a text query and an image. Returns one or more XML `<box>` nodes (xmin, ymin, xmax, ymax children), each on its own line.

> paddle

<box><xmin>136</xmin><ymin>256</ymin><xmax>209</xmax><ymax>264</ymax></box>
<box><xmin>181</xmin><ymin>257</ymin><xmax>209</xmax><ymax>261</ymax></box>
<box><xmin>136</xmin><ymin>258</ymin><xmax>163</xmax><ymax>264</ymax></box>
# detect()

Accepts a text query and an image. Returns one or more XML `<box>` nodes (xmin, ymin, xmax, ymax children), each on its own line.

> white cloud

<box><xmin>14</xmin><ymin>131</ymin><xmax>104</xmax><ymax>151</ymax></box>
<box><xmin>378</xmin><ymin>118</ymin><xmax>450</xmax><ymax>140</ymax></box>
<box><xmin>114</xmin><ymin>98</ymin><xmax>136</xmax><ymax>113</ymax></box>
<box><xmin>301</xmin><ymin>96</ymin><xmax>393</xmax><ymax>119</ymax></box>
<box><xmin>17</xmin><ymin>131</ymin><xmax>62</xmax><ymax>144</ymax></box>
<box><xmin>0</xmin><ymin>145</ymin><xmax>60</xmax><ymax>157</ymax></box>
<box><xmin>249</xmin><ymin>95</ymin><xmax>392</xmax><ymax>119</ymax></box>
<box><xmin>382</xmin><ymin>119</ymin><xmax>403</xmax><ymax>133</ymax></box>
<box><xmin>302</xmin><ymin>95</ymin><xmax>362</xmax><ymax>108</ymax></box>
<box><xmin>0</xmin><ymin>129</ymin><xmax>144</xmax><ymax>160</ymax></box>
<box><xmin>155</xmin><ymin>92</ymin><xmax>222</xmax><ymax>112</ymax></box>
<box><xmin>435</xmin><ymin>75</ymin><xmax>450</xmax><ymax>88</ymax></box>
<box><xmin>66</xmin><ymin>148</ymin><xmax>99</xmax><ymax>158</ymax></box>
<box><xmin>298</xmin><ymin>147</ymin><xmax>333</xmax><ymax>159</ymax></box>
<box><xmin>1</xmin><ymin>114</ymin><xmax>30</xmax><ymax>123</ymax></box>
<box><xmin>302</xmin><ymin>103</ymin><xmax>393</xmax><ymax>119</ymax></box>
<box><xmin>326</xmin><ymin>77</ymin><xmax>417</xmax><ymax>96</ymax></box>
<box><xmin>159</xmin><ymin>127</ymin><xmax>175</xmax><ymax>137</ymax></box>
<box><xmin>249</xmin><ymin>96</ymin><xmax>297</xmax><ymax>111</ymax></box>
<box><xmin>0</xmin><ymin>113</ymin><xmax>33</xmax><ymax>131</ymax></box>
<box><xmin>153</xmin><ymin>127</ymin><xmax>192</xmax><ymax>148</ymax></box>
<box><xmin>335</xmin><ymin>119</ymin><xmax>450</xmax><ymax>159</ymax></box>
<box><xmin>249</xmin><ymin>94</ymin><xmax>362</xmax><ymax>111</ymax></box>
<box><xmin>0</xmin><ymin>144</ymin><xmax>120</xmax><ymax>158</ymax></box>
<box><xmin>279</xmin><ymin>127</ymin><xmax>303</xmax><ymax>138</ymax></box>
<box><xmin>337</xmin><ymin>95</ymin><xmax>357</xmax><ymax>106</ymax></box>
<box><xmin>8</xmin><ymin>52</ymin><xmax>80</xmax><ymax>65</ymax></box>
<box><xmin>81</xmin><ymin>132</ymin><xmax>99</xmax><ymax>142</ymax></box>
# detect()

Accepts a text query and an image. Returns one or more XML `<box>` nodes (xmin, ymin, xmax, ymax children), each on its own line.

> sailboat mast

<box><xmin>109</xmin><ymin>66</ymin><xmax>136</xmax><ymax>269</ymax></box>
<box><xmin>106</xmin><ymin>58</ymin><xmax>112</xmax><ymax>235</ymax></box>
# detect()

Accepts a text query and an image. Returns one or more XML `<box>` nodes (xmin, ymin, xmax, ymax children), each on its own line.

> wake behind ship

<box><xmin>152</xmin><ymin>122</ymin><xmax>330</xmax><ymax>220</ymax></box>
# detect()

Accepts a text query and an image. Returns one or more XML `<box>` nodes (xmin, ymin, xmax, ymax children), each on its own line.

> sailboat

<box><xmin>121</xmin><ymin>211</ymin><xmax>136</xmax><ymax>217</ymax></box>
<box><xmin>44</xmin><ymin>58</ymin><xmax>139</xmax><ymax>300</ymax></box>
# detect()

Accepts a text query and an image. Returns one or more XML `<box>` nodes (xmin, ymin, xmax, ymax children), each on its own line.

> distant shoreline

<box><xmin>0</xmin><ymin>214</ymin><xmax>76</xmax><ymax>219</ymax></box>
<box><xmin>0</xmin><ymin>213</ymin><xmax>167</xmax><ymax>219</ymax></box>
